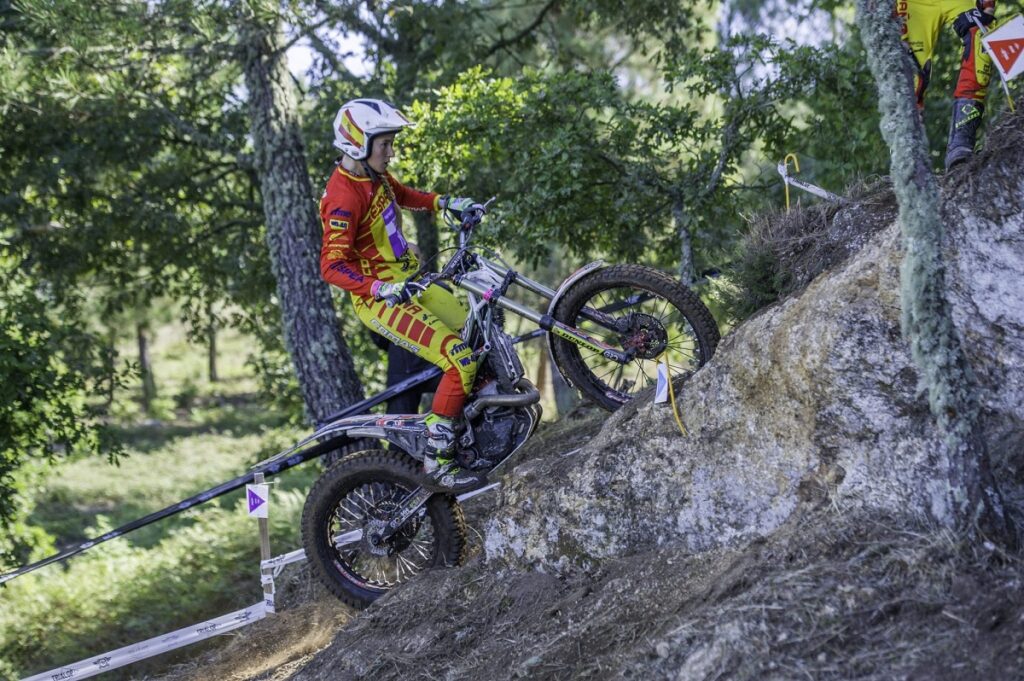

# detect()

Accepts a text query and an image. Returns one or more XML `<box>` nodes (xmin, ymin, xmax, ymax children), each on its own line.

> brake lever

<box><xmin>460</xmin><ymin>211</ymin><xmax>483</xmax><ymax>231</ymax></box>
<box><xmin>458</xmin><ymin>196</ymin><xmax>497</xmax><ymax>231</ymax></box>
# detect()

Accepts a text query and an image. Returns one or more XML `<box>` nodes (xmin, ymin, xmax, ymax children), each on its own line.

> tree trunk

<box><xmin>104</xmin><ymin>325</ymin><xmax>117</xmax><ymax>410</ymax></box>
<box><xmin>207</xmin><ymin>304</ymin><xmax>218</xmax><ymax>384</ymax></box>
<box><xmin>674</xmin><ymin>199</ymin><xmax>695</xmax><ymax>285</ymax></box>
<box><xmin>137</xmin><ymin>322</ymin><xmax>157</xmax><ymax>415</ymax></box>
<box><xmin>855</xmin><ymin>0</ymin><xmax>1013</xmax><ymax>545</ymax></box>
<box><xmin>413</xmin><ymin>210</ymin><xmax>440</xmax><ymax>268</ymax></box>
<box><xmin>239</xmin><ymin>6</ymin><xmax>365</xmax><ymax>425</ymax></box>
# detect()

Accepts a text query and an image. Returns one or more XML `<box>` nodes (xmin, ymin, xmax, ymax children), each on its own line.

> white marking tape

<box><xmin>260</xmin><ymin>548</ymin><xmax>307</xmax><ymax>573</ymax></box>
<box><xmin>776</xmin><ymin>162</ymin><xmax>846</xmax><ymax>204</ymax></box>
<box><xmin>21</xmin><ymin>483</ymin><xmax>506</xmax><ymax>680</ymax></box>
<box><xmin>455</xmin><ymin>482</ymin><xmax>500</xmax><ymax>503</ymax></box>
<box><xmin>22</xmin><ymin>602</ymin><xmax>267</xmax><ymax>681</ymax></box>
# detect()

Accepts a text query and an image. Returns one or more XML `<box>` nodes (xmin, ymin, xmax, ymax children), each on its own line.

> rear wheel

<box><xmin>301</xmin><ymin>449</ymin><xmax>467</xmax><ymax>609</ymax></box>
<box><xmin>551</xmin><ymin>265</ymin><xmax>720</xmax><ymax>411</ymax></box>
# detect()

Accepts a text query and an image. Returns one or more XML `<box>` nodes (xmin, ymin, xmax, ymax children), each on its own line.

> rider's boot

<box><xmin>944</xmin><ymin>98</ymin><xmax>984</xmax><ymax>171</ymax></box>
<box><xmin>421</xmin><ymin>413</ymin><xmax>486</xmax><ymax>494</ymax></box>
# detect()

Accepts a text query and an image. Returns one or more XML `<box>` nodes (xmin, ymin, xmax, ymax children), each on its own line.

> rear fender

<box><xmin>544</xmin><ymin>260</ymin><xmax>606</xmax><ymax>388</ymax></box>
<box><xmin>312</xmin><ymin>413</ymin><xmax>426</xmax><ymax>461</ymax></box>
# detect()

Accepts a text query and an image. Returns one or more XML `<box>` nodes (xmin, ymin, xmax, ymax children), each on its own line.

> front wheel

<box><xmin>551</xmin><ymin>265</ymin><xmax>720</xmax><ymax>411</ymax></box>
<box><xmin>301</xmin><ymin>450</ymin><xmax>467</xmax><ymax>609</ymax></box>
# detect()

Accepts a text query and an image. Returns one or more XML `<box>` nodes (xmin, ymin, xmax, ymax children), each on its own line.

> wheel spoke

<box><xmin>656</xmin><ymin>296</ymin><xmax>671</xmax><ymax>323</ymax></box>
<box><xmin>595</xmin><ymin>361</ymin><xmax>624</xmax><ymax>386</ymax></box>
<box><xmin>337</xmin><ymin>501</ymin><xmax>363</xmax><ymax>523</ymax></box>
<box><xmin>664</xmin><ymin>347</ymin><xmax>698</xmax><ymax>364</ymax></box>
<box><xmin>325</xmin><ymin>475</ymin><xmax>445</xmax><ymax>590</ymax></box>
<box><xmin>411</xmin><ymin>539</ymin><xmax>432</xmax><ymax>561</ymax></box>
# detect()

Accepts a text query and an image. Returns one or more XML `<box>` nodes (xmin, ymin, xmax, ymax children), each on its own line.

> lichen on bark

<box><xmin>854</xmin><ymin>0</ymin><xmax>1012</xmax><ymax>543</ymax></box>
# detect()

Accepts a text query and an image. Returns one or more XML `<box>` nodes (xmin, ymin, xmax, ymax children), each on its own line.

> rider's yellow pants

<box><xmin>897</xmin><ymin>0</ymin><xmax>992</xmax><ymax>106</ymax></box>
<box><xmin>352</xmin><ymin>285</ymin><xmax>477</xmax><ymax>418</ymax></box>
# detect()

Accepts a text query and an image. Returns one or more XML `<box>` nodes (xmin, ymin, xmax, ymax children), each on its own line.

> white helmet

<box><xmin>332</xmin><ymin>98</ymin><xmax>412</xmax><ymax>160</ymax></box>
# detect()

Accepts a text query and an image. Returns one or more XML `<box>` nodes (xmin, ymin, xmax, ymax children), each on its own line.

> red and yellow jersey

<box><xmin>319</xmin><ymin>166</ymin><xmax>440</xmax><ymax>298</ymax></box>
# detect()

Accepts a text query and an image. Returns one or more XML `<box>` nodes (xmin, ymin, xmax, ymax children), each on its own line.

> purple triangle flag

<box><xmin>246</xmin><ymin>484</ymin><xmax>269</xmax><ymax>518</ymax></box>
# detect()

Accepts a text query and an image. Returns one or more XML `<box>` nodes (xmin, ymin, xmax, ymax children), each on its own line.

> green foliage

<box><xmin>0</xmin><ymin>322</ymin><xmax>313</xmax><ymax>678</ymax></box>
<box><xmin>401</xmin><ymin>67</ymin><xmax>645</xmax><ymax>264</ymax></box>
<box><xmin>397</xmin><ymin>22</ymin><xmax>879</xmax><ymax>283</ymax></box>
<box><xmin>0</xmin><ymin>266</ymin><xmax>124</xmax><ymax>563</ymax></box>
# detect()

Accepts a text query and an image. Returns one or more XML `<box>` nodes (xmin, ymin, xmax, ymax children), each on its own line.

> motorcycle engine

<box><xmin>457</xmin><ymin>404</ymin><xmax>534</xmax><ymax>471</ymax></box>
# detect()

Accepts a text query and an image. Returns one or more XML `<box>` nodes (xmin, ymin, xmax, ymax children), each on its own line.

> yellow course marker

<box><xmin>782</xmin><ymin>153</ymin><xmax>800</xmax><ymax>212</ymax></box>
<box><xmin>663</xmin><ymin>355</ymin><xmax>688</xmax><ymax>437</ymax></box>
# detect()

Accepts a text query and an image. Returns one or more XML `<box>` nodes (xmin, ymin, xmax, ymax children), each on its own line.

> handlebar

<box><xmin>443</xmin><ymin>196</ymin><xmax>497</xmax><ymax>234</ymax></box>
<box><xmin>387</xmin><ymin>196</ymin><xmax>497</xmax><ymax>306</ymax></box>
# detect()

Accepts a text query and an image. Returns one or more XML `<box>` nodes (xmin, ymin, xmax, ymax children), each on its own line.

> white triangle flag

<box><xmin>982</xmin><ymin>15</ymin><xmax>1024</xmax><ymax>80</ymax></box>
<box><xmin>247</xmin><ymin>484</ymin><xmax>269</xmax><ymax>518</ymax></box>
<box><xmin>654</xmin><ymin>360</ymin><xmax>669</xmax><ymax>404</ymax></box>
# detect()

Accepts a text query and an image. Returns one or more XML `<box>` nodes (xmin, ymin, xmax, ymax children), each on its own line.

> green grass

<box><xmin>0</xmin><ymin>315</ymin><xmax>322</xmax><ymax>681</ymax></box>
<box><xmin>31</xmin><ymin>422</ymin><xmax>295</xmax><ymax>548</ymax></box>
<box><xmin>0</xmin><ymin>487</ymin><xmax>312</xmax><ymax>680</ymax></box>
<box><xmin>0</xmin><ymin>295</ymin><xmax>600</xmax><ymax>678</ymax></box>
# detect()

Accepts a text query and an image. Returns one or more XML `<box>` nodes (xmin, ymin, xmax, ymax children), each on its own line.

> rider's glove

<box><xmin>371</xmin><ymin>279</ymin><xmax>427</xmax><ymax>307</ymax></box>
<box><xmin>954</xmin><ymin>3</ymin><xmax>996</xmax><ymax>39</ymax></box>
<box><xmin>442</xmin><ymin>196</ymin><xmax>484</xmax><ymax>219</ymax></box>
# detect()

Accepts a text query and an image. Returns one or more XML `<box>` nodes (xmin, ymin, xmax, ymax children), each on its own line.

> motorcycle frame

<box><xmin>446</xmin><ymin>224</ymin><xmax>633</xmax><ymax>375</ymax></box>
<box><xmin>282</xmin><ymin>212</ymin><xmax>639</xmax><ymax>481</ymax></box>
<box><xmin>318</xmin><ymin>217</ymin><xmax>638</xmax><ymax>543</ymax></box>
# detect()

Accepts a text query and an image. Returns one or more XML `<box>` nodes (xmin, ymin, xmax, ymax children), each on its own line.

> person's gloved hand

<box><xmin>371</xmin><ymin>279</ymin><xmax>427</xmax><ymax>307</ymax></box>
<box><xmin>443</xmin><ymin>196</ymin><xmax>484</xmax><ymax>218</ymax></box>
<box><xmin>954</xmin><ymin>1</ymin><xmax>996</xmax><ymax>39</ymax></box>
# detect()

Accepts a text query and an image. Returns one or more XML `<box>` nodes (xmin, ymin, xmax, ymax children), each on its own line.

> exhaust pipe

<box><xmin>463</xmin><ymin>378</ymin><xmax>540</xmax><ymax>420</ymax></box>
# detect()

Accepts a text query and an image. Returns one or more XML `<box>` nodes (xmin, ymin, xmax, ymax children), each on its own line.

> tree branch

<box><xmin>154</xmin><ymin>108</ymin><xmax>254</xmax><ymax>170</ymax></box>
<box><xmin>482</xmin><ymin>0</ymin><xmax>559</xmax><ymax>60</ymax></box>
<box><xmin>304</xmin><ymin>30</ymin><xmax>366</xmax><ymax>87</ymax></box>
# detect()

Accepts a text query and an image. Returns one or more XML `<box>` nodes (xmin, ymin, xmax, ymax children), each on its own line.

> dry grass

<box><xmin>236</xmin><ymin>508</ymin><xmax>1024</xmax><ymax>681</ymax></box>
<box><xmin>145</xmin><ymin>565</ymin><xmax>350</xmax><ymax>681</ymax></box>
<box><xmin>724</xmin><ymin>177</ymin><xmax>898</xmax><ymax>321</ymax></box>
<box><xmin>726</xmin><ymin>92</ymin><xmax>1024</xmax><ymax>325</ymax></box>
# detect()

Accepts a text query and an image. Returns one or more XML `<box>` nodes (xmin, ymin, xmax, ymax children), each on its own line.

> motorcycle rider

<box><xmin>897</xmin><ymin>0</ymin><xmax>998</xmax><ymax>170</ymax></box>
<box><xmin>319</xmin><ymin>98</ymin><xmax>486</xmax><ymax>493</ymax></box>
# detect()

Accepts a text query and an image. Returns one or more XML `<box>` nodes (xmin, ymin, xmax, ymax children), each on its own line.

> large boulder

<box><xmin>485</xmin><ymin>117</ymin><xmax>1024</xmax><ymax>574</ymax></box>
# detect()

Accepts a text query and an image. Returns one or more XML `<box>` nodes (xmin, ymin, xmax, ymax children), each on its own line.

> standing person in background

<box><xmin>897</xmin><ymin>0</ymin><xmax>997</xmax><ymax>169</ymax></box>
<box><xmin>370</xmin><ymin>332</ymin><xmax>439</xmax><ymax>415</ymax></box>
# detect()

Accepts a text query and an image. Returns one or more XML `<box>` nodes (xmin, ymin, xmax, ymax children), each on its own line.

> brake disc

<box><xmin>619</xmin><ymin>313</ymin><xmax>668</xmax><ymax>360</ymax></box>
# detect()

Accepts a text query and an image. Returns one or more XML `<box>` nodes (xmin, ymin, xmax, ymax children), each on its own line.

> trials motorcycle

<box><xmin>297</xmin><ymin>201</ymin><xmax>720</xmax><ymax>608</ymax></box>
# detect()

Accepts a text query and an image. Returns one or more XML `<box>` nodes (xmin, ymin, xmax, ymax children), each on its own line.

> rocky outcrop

<box><xmin>485</xmin><ymin>115</ymin><xmax>1024</xmax><ymax>574</ymax></box>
